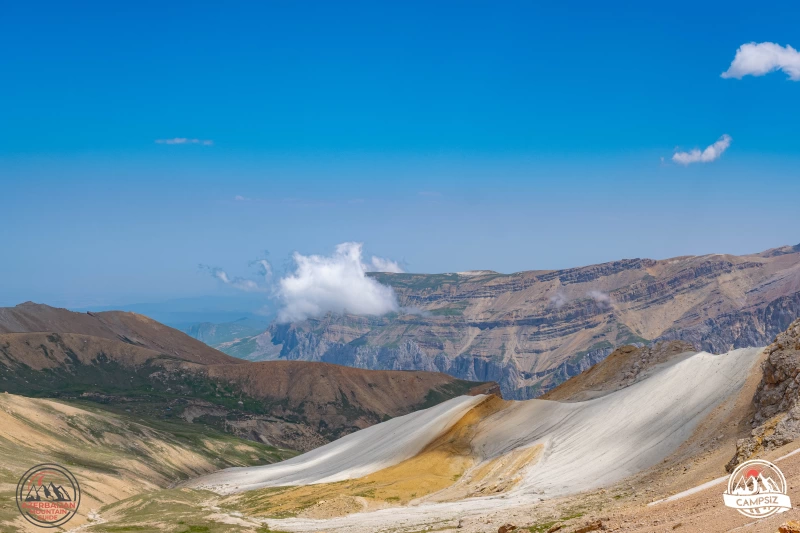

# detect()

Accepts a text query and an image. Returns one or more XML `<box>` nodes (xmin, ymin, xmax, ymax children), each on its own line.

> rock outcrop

<box><xmin>541</xmin><ymin>340</ymin><xmax>696</xmax><ymax>402</ymax></box>
<box><xmin>728</xmin><ymin>318</ymin><xmax>800</xmax><ymax>470</ymax></box>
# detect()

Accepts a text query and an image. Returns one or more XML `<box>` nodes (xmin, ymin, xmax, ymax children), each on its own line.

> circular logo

<box><xmin>16</xmin><ymin>464</ymin><xmax>81</xmax><ymax>528</ymax></box>
<box><xmin>723</xmin><ymin>459</ymin><xmax>791</xmax><ymax>519</ymax></box>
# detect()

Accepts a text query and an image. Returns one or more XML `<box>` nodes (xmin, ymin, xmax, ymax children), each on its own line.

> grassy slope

<box><xmin>0</xmin><ymin>393</ymin><xmax>295</xmax><ymax>532</ymax></box>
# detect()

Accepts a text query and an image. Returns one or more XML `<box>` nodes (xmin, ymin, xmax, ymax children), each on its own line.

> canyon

<box><xmin>219</xmin><ymin>244</ymin><xmax>800</xmax><ymax>398</ymax></box>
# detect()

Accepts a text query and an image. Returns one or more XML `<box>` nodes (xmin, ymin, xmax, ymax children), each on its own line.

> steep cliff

<box><xmin>727</xmin><ymin>318</ymin><xmax>800</xmax><ymax>469</ymax></box>
<box><xmin>222</xmin><ymin>245</ymin><xmax>800</xmax><ymax>398</ymax></box>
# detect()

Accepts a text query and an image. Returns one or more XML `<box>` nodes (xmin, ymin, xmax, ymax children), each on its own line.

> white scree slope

<box><xmin>192</xmin><ymin>347</ymin><xmax>763</xmax><ymax>532</ymax></box>
<box><xmin>188</xmin><ymin>394</ymin><xmax>484</xmax><ymax>494</ymax></box>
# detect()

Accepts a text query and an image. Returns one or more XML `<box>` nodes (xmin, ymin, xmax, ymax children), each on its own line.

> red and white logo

<box><xmin>723</xmin><ymin>459</ymin><xmax>791</xmax><ymax>519</ymax></box>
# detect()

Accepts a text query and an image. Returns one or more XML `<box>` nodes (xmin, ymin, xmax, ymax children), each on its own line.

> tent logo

<box><xmin>723</xmin><ymin>459</ymin><xmax>791</xmax><ymax>518</ymax></box>
<box><xmin>16</xmin><ymin>463</ymin><xmax>81</xmax><ymax>528</ymax></box>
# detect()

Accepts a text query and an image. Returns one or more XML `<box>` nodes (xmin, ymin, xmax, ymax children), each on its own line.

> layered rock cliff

<box><xmin>728</xmin><ymin>318</ymin><xmax>800</xmax><ymax>469</ymax></box>
<box><xmin>221</xmin><ymin>245</ymin><xmax>800</xmax><ymax>399</ymax></box>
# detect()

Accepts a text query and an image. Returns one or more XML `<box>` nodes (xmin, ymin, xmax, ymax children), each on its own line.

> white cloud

<box><xmin>672</xmin><ymin>135</ymin><xmax>732</xmax><ymax>165</ymax></box>
<box><xmin>549</xmin><ymin>292</ymin><xmax>568</xmax><ymax>308</ymax></box>
<box><xmin>276</xmin><ymin>242</ymin><xmax>400</xmax><ymax>322</ymax></box>
<box><xmin>155</xmin><ymin>138</ymin><xmax>214</xmax><ymax>145</ymax></box>
<box><xmin>400</xmin><ymin>306</ymin><xmax>431</xmax><ymax>317</ymax></box>
<box><xmin>367</xmin><ymin>256</ymin><xmax>404</xmax><ymax>273</ymax></box>
<box><xmin>722</xmin><ymin>42</ymin><xmax>800</xmax><ymax>81</ymax></box>
<box><xmin>234</xmin><ymin>195</ymin><xmax>250</xmax><ymax>201</ymax></box>
<box><xmin>202</xmin><ymin>265</ymin><xmax>267</xmax><ymax>292</ymax></box>
<box><xmin>588</xmin><ymin>290</ymin><xmax>612</xmax><ymax>307</ymax></box>
<box><xmin>251</xmin><ymin>259</ymin><xmax>273</xmax><ymax>281</ymax></box>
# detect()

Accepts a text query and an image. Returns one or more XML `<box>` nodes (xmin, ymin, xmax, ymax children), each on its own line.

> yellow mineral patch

<box><xmin>422</xmin><ymin>443</ymin><xmax>543</xmax><ymax>502</ymax></box>
<box><xmin>231</xmin><ymin>394</ymin><xmax>509</xmax><ymax>519</ymax></box>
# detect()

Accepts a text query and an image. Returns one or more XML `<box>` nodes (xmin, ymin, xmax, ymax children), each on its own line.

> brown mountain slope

<box><xmin>540</xmin><ymin>340</ymin><xmax>696</xmax><ymax>401</ymax></box>
<box><xmin>0</xmin><ymin>392</ymin><xmax>294</xmax><ymax>532</ymax></box>
<box><xmin>227</xmin><ymin>245</ymin><xmax>800</xmax><ymax>398</ymax></box>
<box><xmin>204</xmin><ymin>360</ymin><xmax>499</xmax><ymax>424</ymax></box>
<box><xmin>0</xmin><ymin>301</ymin><xmax>239</xmax><ymax>365</ymax></box>
<box><xmin>0</xmin><ymin>307</ymin><xmax>497</xmax><ymax>451</ymax></box>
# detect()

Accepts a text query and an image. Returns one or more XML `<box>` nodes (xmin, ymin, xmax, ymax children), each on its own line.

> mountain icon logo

<box><xmin>16</xmin><ymin>463</ymin><xmax>81</xmax><ymax>528</ymax></box>
<box><xmin>723</xmin><ymin>459</ymin><xmax>791</xmax><ymax>519</ymax></box>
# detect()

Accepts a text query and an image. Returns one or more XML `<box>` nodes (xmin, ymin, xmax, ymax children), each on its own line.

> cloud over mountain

<box><xmin>203</xmin><ymin>243</ymin><xmax>403</xmax><ymax>321</ymax></box>
<box><xmin>367</xmin><ymin>256</ymin><xmax>404</xmax><ymax>273</ymax></box>
<box><xmin>276</xmin><ymin>242</ymin><xmax>400</xmax><ymax>322</ymax></box>
<box><xmin>200</xmin><ymin>265</ymin><xmax>268</xmax><ymax>292</ymax></box>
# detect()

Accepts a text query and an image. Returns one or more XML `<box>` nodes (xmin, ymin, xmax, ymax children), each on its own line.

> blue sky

<box><xmin>2</xmin><ymin>1</ymin><xmax>799</xmax><ymax>308</ymax></box>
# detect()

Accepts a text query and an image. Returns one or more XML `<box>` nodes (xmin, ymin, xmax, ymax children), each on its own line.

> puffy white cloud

<box><xmin>672</xmin><ymin>135</ymin><xmax>732</xmax><ymax>165</ymax></box>
<box><xmin>722</xmin><ymin>42</ymin><xmax>800</xmax><ymax>81</ymax></box>
<box><xmin>276</xmin><ymin>242</ymin><xmax>400</xmax><ymax>322</ymax></box>
<box><xmin>155</xmin><ymin>138</ymin><xmax>214</xmax><ymax>145</ymax></box>
<box><xmin>367</xmin><ymin>256</ymin><xmax>404</xmax><ymax>273</ymax></box>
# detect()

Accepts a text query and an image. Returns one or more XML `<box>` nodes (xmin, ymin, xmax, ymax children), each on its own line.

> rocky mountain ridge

<box><xmin>541</xmin><ymin>340</ymin><xmax>697</xmax><ymax>401</ymax></box>
<box><xmin>220</xmin><ymin>245</ymin><xmax>800</xmax><ymax>398</ymax></box>
<box><xmin>0</xmin><ymin>303</ymin><xmax>495</xmax><ymax>451</ymax></box>
<box><xmin>728</xmin><ymin>317</ymin><xmax>800</xmax><ymax>469</ymax></box>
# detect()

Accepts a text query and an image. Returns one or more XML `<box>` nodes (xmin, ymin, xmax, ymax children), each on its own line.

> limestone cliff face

<box><xmin>224</xmin><ymin>245</ymin><xmax>800</xmax><ymax>399</ymax></box>
<box><xmin>728</xmin><ymin>318</ymin><xmax>800</xmax><ymax>469</ymax></box>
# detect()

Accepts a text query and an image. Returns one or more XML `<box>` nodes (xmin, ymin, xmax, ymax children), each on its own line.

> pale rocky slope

<box><xmin>222</xmin><ymin>244</ymin><xmax>800</xmax><ymax>398</ymax></box>
<box><xmin>187</xmin><ymin>346</ymin><xmax>764</xmax><ymax>532</ymax></box>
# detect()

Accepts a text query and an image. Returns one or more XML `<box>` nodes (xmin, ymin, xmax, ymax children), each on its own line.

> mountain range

<box><xmin>0</xmin><ymin>303</ymin><xmax>494</xmax><ymax>451</ymax></box>
<box><xmin>213</xmin><ymin>244</ymin><xmax>800</xmax><ymax>398</ymax></box>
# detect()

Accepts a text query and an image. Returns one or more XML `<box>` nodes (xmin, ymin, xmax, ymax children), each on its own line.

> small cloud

<box><xmin>549</xmin><ymin>292</ymin><xmax>568</xmax><ymax>309</ymax></box>
<box><xmin>672</xmin><ymin>135</ymin><xmax>732</xmax><ymax>165</ymax></box>
<box><xmin>588</xmin><ymin>290</ymin><xmax>612</xmax><ymax>308</ymax></box>
<box><xmin>200</xmin><ymin>264</ymin><xmax>270</xmax><ymax>293</ymax></box>
<box><xmin>155</xmin><ymin>138</ymin><xmax>214</xmax><ymax>145</ymax></box>
<box><xmin>400</xmin><ymin>306</ymin><xmax>431</xmax><ymax>317</ymax></box>
<box><xmin>722</xmin><ymin>42</ymin><xmax>800</xmax><ymax>81</ymax></box>
<box><xmin>250</xmin><ymin>258</ymin><xmax>273</xmax><ymax>280</ymax></box>
<box><xmin>367</xmin><ymin>256</ymin><xmax>405</xmax><ymax>273</ymax></box>
<box><xmin>234</xmin><ymin>195</ymin><xmax>251</xmax><ymax>201</ymax></box>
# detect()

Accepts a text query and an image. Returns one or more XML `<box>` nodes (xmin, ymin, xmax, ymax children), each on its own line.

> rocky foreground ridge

<box><xmin>728</xmin><ymin>317</ymin><xmax>800</xmax><ymax>469</ymax></box>
<box><xmin>220</xmin><ymin>245</ymin><xmax>800</xmax><ymax>399</ymax></box>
